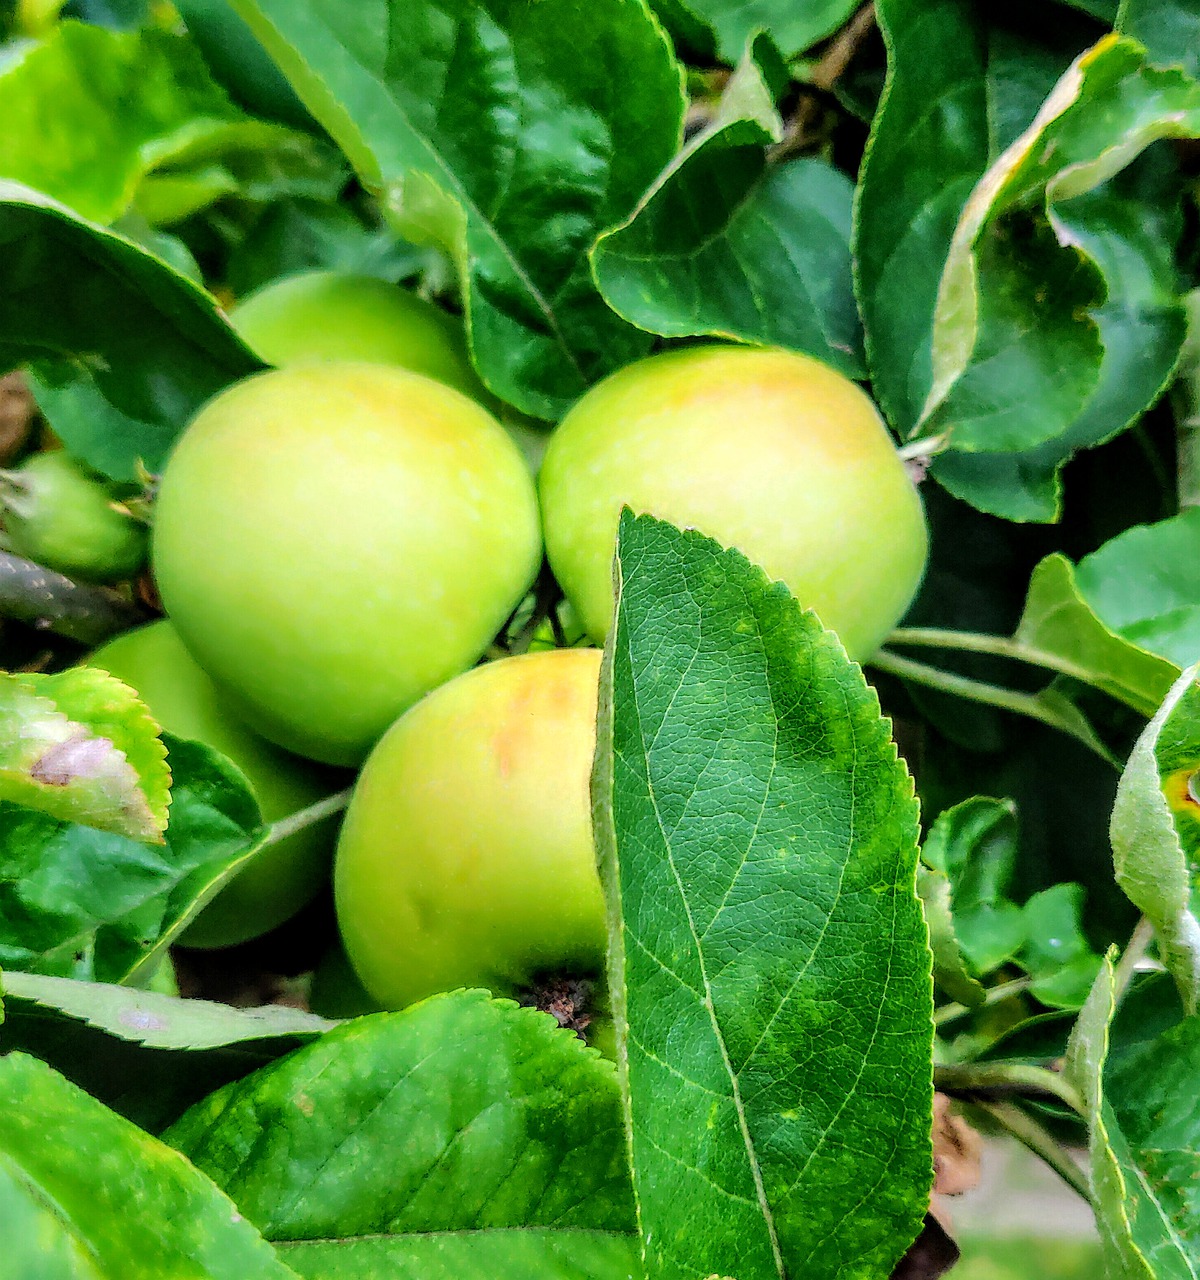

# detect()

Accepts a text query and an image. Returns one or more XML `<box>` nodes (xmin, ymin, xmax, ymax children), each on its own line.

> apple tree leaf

<box><xmin>0</xmin><ymin>666</ymin><xmax>169</xmax><ymax>842</ymax></box>
<box><xmin>1066</xmin><ymin>957</ymin><xmax>1200</xmax><ymax>1279</ymax></box>
<box><xmin>1110</xmin><ymin>667</ymin><xmax>1200</xmax><ymax>1013</ymax></box>
<box><xmin>648</xmin><ymin>0</ymin><xmax>859</xmax><ymax>63</ymax></box>
<box><xmin>1073</xmin><ymin>508</ymin><xmax>1200</xmax><ymax>670</ymax></box>
<box><xmin>594</xmin><ymin>512</ymin><xmax>932</xmax><ymax>1280</ymax></box>
<box><xmin>1119</xmin><ymin>0</ymin><xmax>1200</xmax><ymax>77</ymax></box>
<box><xmin>917</xmin><ymin>862</ymin><xmax>987</xmax><ymax>1010</ymax></box>
<box><xmin>0</xmin><ymin>734</ymin><xmax>266</xmax><ymax>986</ymax></box>
<box><xmin>0</xmin><ymin>21</ymin><xmax>323</xmax><ymax>227</ymax></box>
<box><xmin>1015</xmin><ymin>553</ymin><xmax>1178</xmax><ymax>717</ymax></box>
<box><xmin>591</xmin><ymin>37</ymin><xmax>863</xmax><ymax>376</ymax></box>
<box><xmin>1018</xmin><ymin>884</ymin><xmax>1102</xmax><ymax>1010</ymax></box>
<box><xmin>0</xmin><ymin>969</ymin><xmax>333</xmax><ymax>1132</ymax></box>
<box><xmin>921</xmin><ymin>797</ymin><xmax>1025</xmax><ymax>979</ymax></box>
<box><xmin>166</xmin><ymin>990</ymin><xmax>638</xmax><ymax>1279</ymax></box>
<box><xmin>227</xmin><ymin>0</ymin><xmax>685</xmax><ymax>420</ymax></box>
<box><xmin>0</xmin><ymin>1052</ymin><xmax>300</xmax><ymax>1280</ymax></box>
<box><xmin>0</xmin><ymin>181</ymin><xmax>261</xmax><ymax>480</ymax></box>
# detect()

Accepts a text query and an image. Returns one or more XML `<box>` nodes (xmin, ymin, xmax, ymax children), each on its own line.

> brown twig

<box><xmin>0</xmin><ymin>551</ymin><xmax>146</xmax><ymax>646</ymax></box>
<box><xmin>772</xmin><ymin>3</ymin><xmax>877</xmax><ymax>162</ymax></box>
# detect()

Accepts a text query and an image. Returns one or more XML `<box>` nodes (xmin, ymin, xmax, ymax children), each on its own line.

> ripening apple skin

<box><xmin>88</xmin><ymin>622</ymin><xmax>343</xmax><ymax>949</ymax></box>
<box><xmin>231</xmin><ymin>272</ymin><xmax>490</xmax><ymax>403</ymax></box>
<box><xmin>334</xmin><ymin>648</ymin><xmax>606</xmax><ymax>1011</ymax></box>
<box><xmin>538</xmin><ymin>346</ymin><xmax>929</xmax><ymax>661</ymax></box>
<box><xmin>152</xmin><ymin>363</ymin><xmax>542</xmax><ymax>766</ymax></box>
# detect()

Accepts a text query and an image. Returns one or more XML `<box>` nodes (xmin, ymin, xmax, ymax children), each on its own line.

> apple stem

<box><xmin>897</xmin><ymin>432</ymin><xmax>950</xmax><ymax>462</ymax></box>
<box><xmin>0</xmin><ymin>550</ymin><xmax>145</xmax><ymax>645</ymax></box>
<box><xmin>869</xmin><ymin>648</ymin><xmax>1119</xmax><ymax>766</ymax></box>
<box><xmin>263</xmin><ymin>786</ymin><xmax>355</xmax><ymax>846</ymax></box>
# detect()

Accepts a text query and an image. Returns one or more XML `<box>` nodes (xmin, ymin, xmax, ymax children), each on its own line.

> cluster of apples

<box><xmin>87</xmin><ymin>271</ymin><xmax>928</xmax><ymax>1017</ymax></box>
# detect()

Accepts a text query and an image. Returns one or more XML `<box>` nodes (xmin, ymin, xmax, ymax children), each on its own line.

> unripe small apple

<box><xmin>1</xmin><ymin>452</ymin><xmax>147</xmax><ymax>583</ymax></box>
<box><xmin>88</xmin><ymin>621</ymin><xmax>342</xmax><ymax>948</ymax></box>
<box><xmin>538</xmin><ymin>346</ymin><xmax>928</xmax><ymax>660</ymax></box>
<box><xmin>334</xmin><ymin>648</ymin><xmax>606</xmax><ymax>1011</ymax></box>
<box><xmin>152</xmin><ymin>362</ymin><xmax>543</xmax><ymax>765</ymax></box>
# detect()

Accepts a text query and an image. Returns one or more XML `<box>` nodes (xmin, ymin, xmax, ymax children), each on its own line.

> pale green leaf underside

<box><xmin>596</xmin><ymin>513</ymin><xmax>932</xmax><ymax>1280</ymax></box>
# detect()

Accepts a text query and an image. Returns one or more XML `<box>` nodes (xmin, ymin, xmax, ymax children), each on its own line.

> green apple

<box><xmin>538</xmin><ymin>345</ymin><xmax>929</xmax><ymax>661</ymax></box>
<box><xmin>1</xmin><ymin>452</ymin><xmax>147</xmax><ymax>583</ymax></box>
<box><xmin>88</xmin><ymin>621</ymin><xmax>343</xmax><ymax>949</ymax></box>
<box><xmin>230</xmin><ymin>271</ymin><xmax>489</xmax><ymax>401</ymax></box>
<box><xmin>152</xmin><ymin>362</ymin><xmax>542</xmax><ymax>766</ymax></box>
<box><xmin>334</xmin><ymin>648</ymin><xmax>606</xmax><ymax>1011</ymax></box>
<box><xmin>230</xmin><ymin>270</ymin><xmax>552</xmax><ymax>471</ymax></box>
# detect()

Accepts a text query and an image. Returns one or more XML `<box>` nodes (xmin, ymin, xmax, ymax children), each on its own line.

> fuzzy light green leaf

<box><xmin>0</xmin><ymin>1052</ymin><xmax>300</xmax><ymax>1280</ymax></box>
<box><xmin>592</xmin><ymin>40</ymin><xmax>862</xmax><ymax>375</ymax></box>
<box><xmin>595</xmin><ymin>512</ymin><xmax>932</xmax><ymax>1280</ymax></box>
<box><xmin>1110</xmin><ymin>667</ymin><xmax>1200</xmax><ymax>1013</ymax></box>
<box><xmin>0</xmin><ymin>666</ymin><xmax>169</xmax><ymax>842</ymax></box>
<box><xmin>0</xmin><ymin>734</ymin><xmax>265</xmax><ymax>985</ymax></box>
<box><xmin>228</xmin><ymin>0</ymin><xmax>685</xmax><ymax>419</ymax></box>
<box><xmin>166</xmin><ymin>991</ymin><xmax>636</xmax><ymax>1277</ymax></box>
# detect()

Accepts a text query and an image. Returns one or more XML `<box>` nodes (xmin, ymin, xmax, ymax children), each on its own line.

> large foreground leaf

<box><xmin>0</xmin><ymin>1053</ymin><xmax>298</xmax><ymax>1280</ymax></box>
<box><xmin>0</xmin><ymin>182</ymin><xmax>260</xmax><ymax>478</ymax></box>
<box><xmin>228</xmin><ymin>0</ymin><xmax>685</xmax><ymax>419</ymax></box>
<box><xmin>594</xmin><ymin>513</ymin><xmax>932</xmax><ymax>1280</ymax></box>
<box><xmin>167</xmin><ymin>991</ymin><xmax>636</xmax><ymax>1278</ymax></box>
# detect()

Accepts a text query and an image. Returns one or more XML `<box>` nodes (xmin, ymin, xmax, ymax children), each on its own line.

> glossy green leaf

<box><xmin>1119</xmin><ymin>0</ymin><xmax>1200</xmax><ymax>78</ymax></box>
<box><xmin>1015</xmin><ymin>553</ymin><xmax>1178</xmax><ymax>717</ymax></box>
<box><xmin>0</xmin><ymin>733</ymin><xmax>265</xmax><ymax>985</ymax></box>
<box><xmin>922</xmin><ymin>797</ymin><xmax>1025</xmax><ymax>976</ymax></box>
<box><xmin>0</xmin><ymin>971</ymin><xmax>333</xmax><ymax>1132</ymax></box>
<box><xmin>1019</xmin><ymin>884</ymin><xmax>1102</xmax><ymax>1010</ymax></box>
<box><xmin>0</xmin><ymin>21</ymin><xmax>314</xmax><ymax>225</ymax></box>
<box><xmin>1074</xmin><ymin>508</ymin><xmax>1200</xmax><ymax>669</ymax></box>
<box><xmin>228</xmin><ymin>0</ymin><xmax>685</xmax><ymax>419</ymax></box>
<box><xmin>0</xmin><ymin>182</ymin><xmax>260</xmax><ymax>480</ymax></box>
<box><xmin>650</xmin><ymin>0</ymin><xmax>857</xmax><ymax>62</ymax></box>
<box><xmin>166</xmin><ymin>991</ymin><xmax>636</xmax><ymax>1275</ymax></box>
<box><xmin>1067</xmin><ymin>957</ymin><xmax>1200</xmax><ymax>1279</ymax></box>
<box><xmin>857</xmin><ymin>5</ymin><xmax>1190</xmax><ymax>520</ymax></box>
<box><xmin>592</xmin><ymin>41</ymin><xmax>862</xmax><ymax>375</ymax></box>
<box><xmin>0</xmin><ymin>1052</ymin><xmax>299</xmax><ymax>1280</ymax></box>
<box><xmin>594</xmin><ymin>513</ymin><xmax>932</xmax><ymax>1280</ymax></box>
<box><xmin>920</xmin><ymin>37</ymin><xmax>1199</xmax><ymax>449</ymax></box>
<box><xmin>1110</xmin><ymin>667</ymin><xmax>1200</xmax><ymax>1013</ymax></box>
<box><xmin>0</xmin><ymin>666</ymin><xmax>168</xmax><ymax>842</ymax></box>
<box><xmin>930</xmin><ymin>154</ymin><xmax>1187</xmax><ymax>519</ymax></box>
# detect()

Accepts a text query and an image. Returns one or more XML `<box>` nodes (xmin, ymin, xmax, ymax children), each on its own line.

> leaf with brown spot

<box><xmin>0</xmin><ymin>666</ymin><xmax>169</xmax><ymax>842</ymax></box>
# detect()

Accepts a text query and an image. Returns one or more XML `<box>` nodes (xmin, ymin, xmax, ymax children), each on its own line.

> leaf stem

<box><xmin>973</xmin><ymin>1100</ymin><xmax>1094</xmax><ymax>1207</ymax></box>
<box><xmin>869</xmin><ymin>649</ymin><xmax>1115</xmax><ymax>764</ymax></box>
<box><xmin>263</xmin><ymin>786</ymin><xmax>354</xmax><ymax>846</ymax></box>
<box><xmin>0</xmin><ymin>551</ymin><xmax>145</xmax><ymax>645</ymax></box>
<box><xmin>1172</xmin><ymin>290</ymin><xmax>1200</xmax><ymax>510</ymax></box>
<box><xmin>887</xmin><ymin>627</ymin><xmax>1099</xmax><ymax>686</ymax></box>
<box><xmin>898</xmin><ymin>433</ymin><xmax>950</xmax><ymax>461</ymax></box>
<box><xmin>1111</xmin><ymin>916</ymin><xmax>1156</xmax><ymax>1008</ymax></box>
<box><xmin>934</xmin><ymin>1061</ymin><xmax>1085</xmax><ymax>1115</ymax></box>
<box><xmin>934</xmin><ymin>977</ymin><xmax>1032</xmax><ymax>1027</ymax></box>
